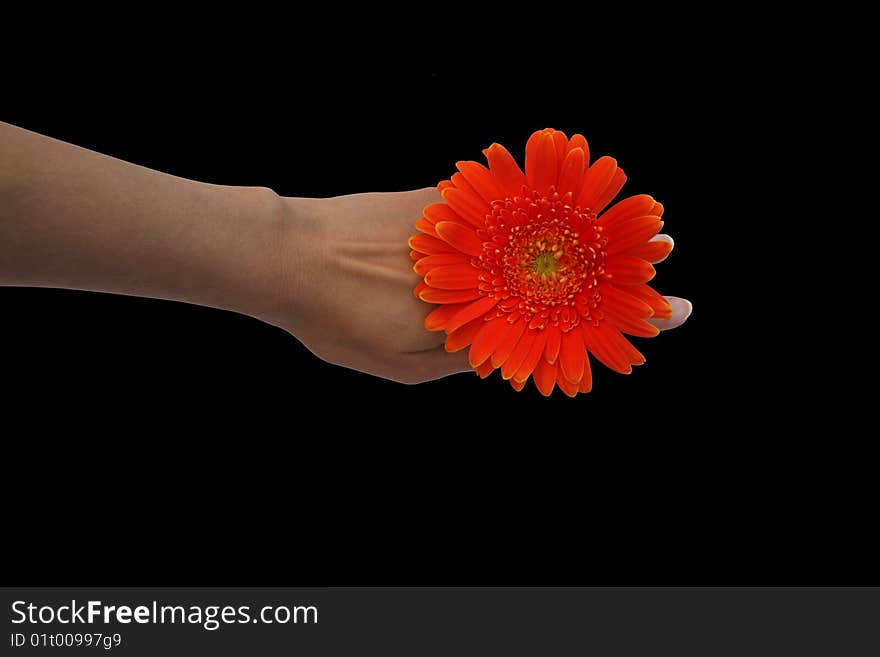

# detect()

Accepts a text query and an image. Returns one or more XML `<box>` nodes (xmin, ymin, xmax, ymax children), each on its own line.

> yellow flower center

<box><xmin>533</xmin><ymin>252</ymin><xmax>559</xmax><ymax>276</ymax></box>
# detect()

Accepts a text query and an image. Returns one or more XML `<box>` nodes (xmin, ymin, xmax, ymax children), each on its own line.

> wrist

<box><xmin>262</xmin><ymin>194</ymin><xmax>328</xmax><ymax>332</ymax></box>
<box><xmin>195</xmin><ymin>183</ymin><xmax>291</xmax><ymax>323</ymax></box>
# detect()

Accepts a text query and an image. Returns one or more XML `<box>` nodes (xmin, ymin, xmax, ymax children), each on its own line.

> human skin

<box><xmin>0</xmin><ymin>122</ymin><xmax>691</xmax><ymax>384</ymax></box>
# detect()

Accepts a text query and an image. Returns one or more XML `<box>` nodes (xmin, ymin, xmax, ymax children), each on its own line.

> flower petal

<box><xmin>474</xmin><ymin>359</ymin><xmax>495</xmax><ymax>379</ymax></box>
<box><xmin>444</xmin><ymin>316</ymin><xmax>484</xmax><ymax>352</ymax></box>
<box><xmin>577</xmin><ymin>156</ymin><xmax>618</xmax><ymax>210</ymax></box>
<box><xmin>456</xmin><ymin>161</ymin><xmax>503</xmax><ymax>205</ymax></box>
<box><xmin>501</xmin><ymin>329</ymin><xmax>537</xmax><ymax>380</ymax></box>
<box><xmin>414</xmin><ymin>217</ymin><xmax>438</xmax><ymax>237</ymax></box>
<box><xmin>566</xmin><ymin>133</ymin><xmax>590</xmax><ymax>166</ymax></box>
<box><xmin>609</xmin><ymin>327</ymin><xmax>646</xmax><ymax>365</ymax></box>
<box><xmin>525</xmin><ymin>130</ymin><xmax>558</xmax><ymax>195</ymax></box>
<box><xmin>556</xmin><ymin>373</ymin><xmax>579</xmax><ymax>397</ymax></box>
<box><xmin>413</xmin><ymin>253</ymin><xmax>472</xmax><ymax>277</ymax></box>
<box><xmin>578</xmin><ymin>360</ymin><xmax>593</xmax><ymax>393</ymax></box>
<box><xmin>544</xmin><ymin>326</ymin><xmax>562</xmax><ymax>365</ymax></box>
<box><xmin>424</xmin><ymin>265</ymin><xmax>482</xmax><ymax>290</ymax></box>
<box><xmin>409</xmin><ymin>233</ymin><xmax>457</xmax><ymax>255</ymax></box>
<box><xmin>419</xmin><ymin>287</ymin><xmax>483</xmax><ymax>304</ymax></box>
<box><xmin>533</xmin><ymin>357</ymin><xmax>557</xmax><ymax>396</ymax></box>
<box><xmin>624</xmin><ymin>236</ymin><xmax>673</xmax><ymax>264</ymax></box>
<box><xmin>444</xmin><ymin>295</ymin><xmax>499</xmax><ymax>335</ymax></box>
<box><xmin>593</xmin><ymin>168</ymin><xmax>627</xmax><ymax>214</ymax></box>
<box><xmin>582</xmin><ymin>322</ymin><xmax>633</xmax><ymax>374</ymax></box>
<box><xmin>490</xmin><ymin>319</ymin><xmax>527</xmax><ymax>368</ymax></box>
<box><xmin>619</xmin><ymin>284</ymin><xmax>673</xmax><ymax>320</ymax></box>
<box><xmin>423</xmin><ymin>202</ymin><xmax>471</xmax><ymax>227</ymax></box>
<box><xmin>559</xmin><ymin>329</ymin><xmax>586</xmax><ymax>384</ymax></box>
<box><xmin>482</xmin><ymin>143</ymin><xmax>525</xmax><ymax>197</ymax></box>
<box><xmin>551</xmin><ymin>130</ymin><xmax>568</xmax><ymax>178</ymax></box>
<box><xmin>469</xmin><ymin>317</ymin><xmax>513</xmax><ymax>368</ymax></box>
<box><xmin>601</xmin><ymin>284</ymin><xmax>660</xmax><ymax>337</ymax></box>
<box><xmin>510</xmin><ymin>377</ymin><xmax>527</xmax><ymax>392</ymax></box>
<box><xmin>604</xmin><ymin>255</ymin><xmax>656</xmax><ymax>285</ymax></box>
<box><xmin>601</xmin><ymin>284</ymin><xmax>654</xmax><ymax>319</ymax></box>
<box><xmin>424</xmin><ymin>302</ymin><xmax>469</xmax><ymax>332</ymax></box>
<box><xmin>603</xmin><ymin>308</ymin><xmax>660</xmax><ymax>338</ymax></box>
<box><xmin>451</xmin><ymin>172</ymin><xmax>491</xmax><ymax>210</ymax></box>
<box><xmin>513</xmin><ymin>330</ymin><xmax>550</xmax><ymax>383</ymax></box>
<box><xmin>441</xmin><ymin>188</ymin><xmax>488</xmax><ymax>229</ymax></box>
<box><xmin>599</xmin><ymin>194</ymin><xmax>657</xmax><ymax>228</ymax></box>
<box><xmin>603</xmin><ymin>216</ymin><xmax>663</xmax><ymax>256</ymax></box>
<box><xmin>557</xmin><ymin>147</ymin><xmax>587</xmax><ymax>200</ymax></box>
<box><xmin>434</xmin><ymin>221</ymin><xmax>484</xmax><ymax>256</ymax></box>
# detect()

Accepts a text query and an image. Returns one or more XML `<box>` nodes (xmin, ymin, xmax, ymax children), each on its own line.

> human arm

<box><xmin>0</xmin><ymin>122</ymin><xmax>690</xmax><ymax>384</ymax></box>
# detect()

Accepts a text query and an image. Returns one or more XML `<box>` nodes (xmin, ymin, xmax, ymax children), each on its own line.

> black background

<box><xmin>1</xmin><ymin>23</ymin><xmax>869</xmax><ymax>586</ymax></box>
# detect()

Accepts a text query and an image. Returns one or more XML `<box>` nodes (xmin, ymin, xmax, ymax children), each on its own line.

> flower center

<box><xmin>533</xmin><ymin>252</ymin><xmax>558</xmax><ymax>275</ymax></box>
<box><xmin>503</xmin><ymin>222</ymin><xmax>590</xmax><ymax>308</ymax></box>
<box><xmin>478</xmin><ymin>186</ymin><xmax>607</xmax><ymax>331</ymax></box>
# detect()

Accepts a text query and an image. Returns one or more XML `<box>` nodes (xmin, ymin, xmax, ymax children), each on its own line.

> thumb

<box><xmin>647</xmin><ymin>296</ymin><xmax>692</xmax><ymax>331</ymax></box>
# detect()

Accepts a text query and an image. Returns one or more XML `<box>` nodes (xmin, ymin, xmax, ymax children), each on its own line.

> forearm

<box><xmin>0</xmin><ymin>122</ymin><xmax>287</xmax><ymax>320</ymax></box>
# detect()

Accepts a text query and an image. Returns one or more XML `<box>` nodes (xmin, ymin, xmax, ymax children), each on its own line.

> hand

<box><xmin>274</xmin><ymin>188</ymin><xmax>692</xmax><ymax>384</ymax></box>
<box><xmin>275</xmin><ymin>189</ymin><xmax>465</xmax><ymax>384</ymax></box>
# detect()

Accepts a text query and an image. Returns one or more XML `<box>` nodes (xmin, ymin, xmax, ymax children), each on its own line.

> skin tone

<box><xmin>0</xmin><ymin>122</ymin><xmax>692</xmax><ymax>384</ymax></box>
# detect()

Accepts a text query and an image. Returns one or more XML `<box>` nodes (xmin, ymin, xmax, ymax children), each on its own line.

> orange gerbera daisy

<box><xmin>409</xmin><ymin>128</ymin><xmax>674</xmax><ymax>396</ymax></box>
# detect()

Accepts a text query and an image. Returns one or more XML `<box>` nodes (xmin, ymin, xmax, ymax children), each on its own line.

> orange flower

<box><xmin>410</xmin><ymin>128</ymin><xmax>673</xmax><ymax>396</ymax></box>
